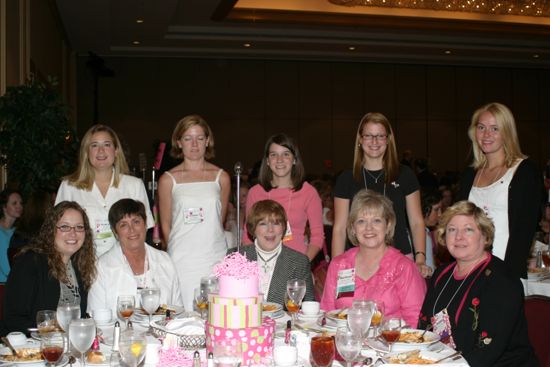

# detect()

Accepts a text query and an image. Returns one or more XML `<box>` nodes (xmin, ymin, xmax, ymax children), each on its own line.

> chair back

<box><xmin>0</xmin><ymin>283</ymin><xmax>4</xmax><ymax>320</ymax></box>
<box><xmin>524</xmin><ymin>295</ymin><xmax>550</xmax><ymax>367</ymax></box>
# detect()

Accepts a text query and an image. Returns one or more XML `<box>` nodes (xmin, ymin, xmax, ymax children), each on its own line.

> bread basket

<box><xmin>150</xmin><ymin>313</ymin><xmax>206</xmax><ymax>350</ymax></box>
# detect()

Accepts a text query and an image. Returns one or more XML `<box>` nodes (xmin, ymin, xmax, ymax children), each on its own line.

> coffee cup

<box><xmin>92</xmin><ymin>308</ymin><xmax>112</xmax><ymax>324</ymax></box>
<box><xmin>301</xmin><ymin>301</ymin><xmax>320</xmax><ymax>315</ymax></box>
<box><xmin>7</xmin><ymin>332</ymin><xmax>27</xmax><ymax>347</ymax></box>
<box><xmin>273</xmin><ymin>345</ymin><xmax>297</xmax><ymax>366</ymax></box>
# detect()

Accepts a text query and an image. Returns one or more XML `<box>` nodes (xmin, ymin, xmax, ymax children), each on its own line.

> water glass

<box><xmin>347</xmin><ymin>307</ymin><xmax>372</xmax><ymax>340</ymax></box>
<box><xmin>37</xmin><ymin>310</ymin><xmax>58</xmax><ymax>334</ymax></box>
<box><xmin>69</xmin><ymin>318</ymin><xmax>96</xmax><ymax>367</ymax></box>
<box><xmin>56</xmin><ymin>303</ymin><xmax>80</xmax><ymax>355</ymax></box>
<box><xmin>140</xmin><ymin>288</ymin><xmax>160</xmax><ymax>333</ymax></box>
<box><xmin>335</xmin><ymin>328</ymin><xmax>361</xmax><ymax>367</ymax></box>
<box><xmin>213</xmin><ymin>340</ymin><xmax>242</xmax><ymax>367</ymax></box>
<box><xmin>119</xmin><ymin>331</ymin><xmax>147</xmax><ymax>367</ymax></box>
<box><xmin>310</xmin><ymin>336</ymin><xmax>335</xmax><ymax>367</ymax></box>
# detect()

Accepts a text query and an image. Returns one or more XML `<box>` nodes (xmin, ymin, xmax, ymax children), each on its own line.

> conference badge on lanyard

<box><xmin>432</xmin><ymin>308</ymin><xmax>456</xmax><ymax>349</ymax></box>
<box><xmin>282</xmin><ymin>220</ymin><xmax>293</xmax><ymax>242</ymax></box>
<box><xmin>336</xmin><ymin>268</ymin><xmax>355</xmax><ymax>299</ymax></box>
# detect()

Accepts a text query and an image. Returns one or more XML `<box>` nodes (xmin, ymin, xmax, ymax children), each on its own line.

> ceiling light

<box><xmin>136</xmin><ymin>19</ymin><xmax>144</xmax><ymax>24</ymax></box>
<box><xmin>444</xmin><ymin>50</ymin><xmax>452</xmax><ymax>54</ymax></box>
<box><xmin>243</xmin><ymin>43</ymin><xmax>251</xmax><ymax>47</ymax></box>
<box><xmin>348</xmin><ymin>46</ymin><xmax>356</xmax><ymax>51</ymax></box>
<box><xmin>133</xmin><ymin>41</ymin><xmax>141</xmax><ymax>45</ymax></box>
<box><xmin>533</xmin><ymin>54</ymin><xmax>540</xmax><ymax>58</ymax></box>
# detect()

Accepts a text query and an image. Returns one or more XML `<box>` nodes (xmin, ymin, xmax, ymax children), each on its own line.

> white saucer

<box><xmin>298</xmin><ymin>311</ymin><xmax>324</xmax><ymax>320</ymax></box>
<box><xmin>95</xmin><ymin>319</ymin><xmax>116</xmax><ymax>328</ymax></box>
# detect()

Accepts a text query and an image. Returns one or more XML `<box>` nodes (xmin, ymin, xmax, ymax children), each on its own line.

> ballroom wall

<box><xmin>75</xmin><ymin>57</ymin><xmax>550</xmax><ymax>179</ymax></box>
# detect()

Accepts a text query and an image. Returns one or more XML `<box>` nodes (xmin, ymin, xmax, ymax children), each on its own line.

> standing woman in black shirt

<box><xmin>332</xmin><ymin>112</ymin><xmax>430</xmax><ymax>278</ymax></box>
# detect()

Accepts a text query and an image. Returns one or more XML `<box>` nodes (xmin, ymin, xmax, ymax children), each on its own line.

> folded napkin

<box><xmin>163</xmin><ymin>317</ymin><xmax>205</xmax><ymax>336</ymax></box>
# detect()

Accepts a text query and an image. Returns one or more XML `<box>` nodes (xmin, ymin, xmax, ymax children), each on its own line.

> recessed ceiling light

<box><xmin>444</xmin><ymin>50</ymin><xmax>452</xmax><ymax>55</ymax></box>
<box><xmin>243</xmin><ymin>43</ymin><xmax>251</xmax><ymax>48</ymax></box>
<box><xmin>533</xmin><ymin>54</ymin><xmax>540</xmax><ymax>58</ymax></box>
<box><xmin>136</xmin><ymin>19</ymin><xmax>144</xmax><ymax>24</ymax></box>
<box><xmin>133</xmin><ymin>41</ymin><xmax>141</xmax><ymax>45</ymax></box>
<box><xmin>348</xmin><ymin>46</ymin><xmax>356</xmax><ymax>51</ymax></box>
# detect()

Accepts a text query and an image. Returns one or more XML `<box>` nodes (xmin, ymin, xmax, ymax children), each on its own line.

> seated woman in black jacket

<box><xmin>1</xmin><ymin>201</ymin><xmax>97</xmax><ymax>335</ymax></box>
<box><xmin>419</xmin><ymin>201</ymin><xmax>537</xmax><ymax>367</ymax></box>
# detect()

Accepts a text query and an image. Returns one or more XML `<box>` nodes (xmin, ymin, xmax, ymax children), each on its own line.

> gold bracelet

<box><xmin>415</xmin><ymin>251</ymin><xmax>426</xmax><ymax>257</ymax></box>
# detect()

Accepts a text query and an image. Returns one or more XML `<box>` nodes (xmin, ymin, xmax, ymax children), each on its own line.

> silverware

<box><xmin>1</xmin><ymin>337</ymin><xmax>20</xmax><ymax>357</ymax></box>
<box><xmin>69</xmin><ymin>355</ymin><xmax>76</xmax><ymax>367</ymax></box>
<box><xmin>433</xmin><ymin>350</ymin><xmax>462</xmax><ymax>363</ymax></box>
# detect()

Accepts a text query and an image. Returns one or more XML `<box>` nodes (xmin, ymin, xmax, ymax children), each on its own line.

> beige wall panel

<box><xmin>299</xmin><ymin>62</ymin><xmax>331</xmax><ymax>119</ymax></box>
<box><xmin>512</xmin><ymin>69</ymin><xmax>539</xmax><ymax>122</ymax></box>
<box><xmin>455</xmin><ymin>67</ymin><xmax>485</xmax><ymax>120</ymax></box>
<box><xmin>30</xmin><ymin>0</ymin><xmax>62</xmax><ymax>82</ymax></box>
<box><xmin>265</xmin><ymin>119</ymin><xmax>299</xmax><ymax>141</ymax></box>
<box><xmin>265</xmin><ymin>62</ymin><xmax>299</xmax><ymax>120</ymax></box>
<box><xmin>363</xmin><ymin>64</ymin><xmax>395</xmax><ymax>119</ymax></box>
<box><xmin>331</xmin><ymin>63</ymin><xmax>364</xmax><ymax>120</ymax></box>
<box><xmin>483</xmin><ymin>68</ymin><xmax>512</xmax><ymax>106</ymax></box>
<box><xmin>298</xmin><ymin>119</ymin><xmax>332</xmax><ymax>176</ymax></box>
<box><xmin>6</xmin><ymin>0</ymin><xmax>20</xmax><ymax>86</ymax></box>
<box><xmin>332</xmin><ymin>119</ymin><xmax>357</xmax><ymax>172</ymax></box>
<box><xmin>394</xmin><ymin>119</ymin><xmax>427</xmax><ymax>161</ymax></box>
<box><xmin>516</xmin><ymin>120</ymin><xmax>541</xmax><ymax>163</ymax></box>
<box><xmin>395</xmin><ymin>65</ymin><xmax>426</xmax><ymax>120</ymax></box>
<box><xmin>227</xmin><ymin>61</ymin><xmax>265</xmax><ymax>119</ymax></box>
<box><xmin>193</xmin><ymin>60</ymin><xmax>231</xmax><ymax>119</ymax></box>
<box><xmin>540</xmin><ymin>71</ymin><xmax>550</xmax><ymax>121</ymax></box>
<box><xmin>427</xmin><ymin>66</ymin><xmax>455</xmax><ymax>119</ymax></box>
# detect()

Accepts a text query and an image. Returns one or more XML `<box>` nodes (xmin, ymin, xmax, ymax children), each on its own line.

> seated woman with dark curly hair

<box><xmin>1</xmin><ymin>201</ymin><xmax>96</xmax><ymax>335</ymax></box>
<box><xmin>418</xmin><ymin>201</ymin><xmax>537</xmax><ymax>367</ymax></box>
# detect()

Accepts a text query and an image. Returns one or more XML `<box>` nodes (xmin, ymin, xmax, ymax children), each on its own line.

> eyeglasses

<box><xmin>361</xmin><ymin>134</ymin><xmax>387</xmax><ymax>142</ymax></box>
<box><xmin>57</xmin><ymin>225</ymin><xmax>86</xmax><ymax>233</ymax></box>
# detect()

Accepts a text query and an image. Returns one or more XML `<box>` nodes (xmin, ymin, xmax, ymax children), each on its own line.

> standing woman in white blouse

<box><xmin>56</xmin><ymin>125</ymin><xmax>154</xmax><ymax>257</ymax></box>
<box><xmin>458</xmin><ymin>102</ymin><xmax>543</xmax><ymax>279</ymax></box>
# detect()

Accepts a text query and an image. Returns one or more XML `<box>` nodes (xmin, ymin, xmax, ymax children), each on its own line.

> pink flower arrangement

<box><xmin>158</xmin><ymin>348</ymin><xmax>206</xmax><ymax>367</ymax></box>
<box><xmin>213</xmin><ymin>252</ymin><xmax>258</xmax><ymax>279</ymax></box>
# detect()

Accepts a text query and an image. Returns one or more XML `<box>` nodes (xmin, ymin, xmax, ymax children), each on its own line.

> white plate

<box><xmin>298</xmin><ymin>310</ymin><xmax>324</xmax><ymax>320</ymax></box>
<box><xmin>263</xmin><ymin>302</ymin><xmax>283</xmax><ymax>315</ymax></box>
<box><xmin>325</xmin><ymin>309</ymin><xmax>348</xmax><ymax>326</ymax></box>
<box><xmin>133</xmin><ymin>304</ymin><xmax>184</xmax><ymax>318</ymax></box>
<box><xmin>527</xmin><ymin>269</ymin><xmax>548</xmax><ymax>280</ymax></box>
<box><xmin>0</xmin><ymin>347</ymin><xmax>67</xmax><ymax>366</ymax></box>
<box><xmin>390</xmin><ymin>329</ymin><xmax>440</xmax><ymax>351</ymax></box>
<box><xmin>383</xmin><ymin>350</ymin><xmax>459</xmax><ymax>364</ymax></box>
<box><xmin>364</xmin><ymin>337</ymin><xmax>390</xmax><ymax>354</ymax></box>
<box><xmin>268</xmin><ymin>310</ymin><xmax>285</xmax><ymax>319</ymax></box>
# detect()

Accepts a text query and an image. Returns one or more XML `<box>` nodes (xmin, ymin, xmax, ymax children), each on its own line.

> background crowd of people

<box><xmin>1</xmin><ymin>101</ymin><xmax>549</xmax><ymax>366</ymax></box>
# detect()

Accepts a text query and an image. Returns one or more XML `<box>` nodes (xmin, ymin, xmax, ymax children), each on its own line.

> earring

<box><xmin>358</xmin><ymin>143</ymin><xmax>361</xmax><ymax>147</ymax></box>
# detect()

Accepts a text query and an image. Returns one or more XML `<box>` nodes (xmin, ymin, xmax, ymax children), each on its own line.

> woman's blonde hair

<box><xmin>347</xmin><ymin>189</ymin><xmax>396</xmax><ymax>246</ymax></box>
<box><xmin>21</xmin><ymin>201</ymin><xmax>97</xmax><ymax>289</ymax></box>
<box><xmin>65</xmin><ymin>125</ymin><xmax>129</xmax><ymax>190</ymax></box>
<box><xmin>436</xmin><ymin>200</ymin><xmax>494</xmax><ymax>251</ymax></box>
<box><xmin>352</xmin><ymin>112</ymin><xmax>399</xmax><ymax>184</ymax></box>
<box><xmin>170</xmin><ymin>115</ymin><xmax>215</xmax><ymax>160</ymax></box>
<box><xmin>468</xmin><ymin>102</ymin><xmax>526</xmax><ymax>169</ymax></box>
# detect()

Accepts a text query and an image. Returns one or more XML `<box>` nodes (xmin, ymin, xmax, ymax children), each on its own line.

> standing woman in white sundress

<box><xmin>158</xmin><ymin>115</ymin><xmax>230</xmax><ymax>311</ymax></box>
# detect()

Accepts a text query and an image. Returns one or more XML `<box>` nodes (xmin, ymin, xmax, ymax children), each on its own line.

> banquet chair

<box><xmin>524</xmin><ymin>295</ymin><xmax>550</xmax><ymax>367</ymax></box>
<box><xmin>0</xmin><ymin>283</ymin><xmax>4</xmax><ymax>320</ymax></box>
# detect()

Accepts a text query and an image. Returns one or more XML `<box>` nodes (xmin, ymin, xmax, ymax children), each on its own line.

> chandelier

<box><xmin>327</xmin><ymin>0</ymin><xmax>550</xmax><ymax>17</ymax></box>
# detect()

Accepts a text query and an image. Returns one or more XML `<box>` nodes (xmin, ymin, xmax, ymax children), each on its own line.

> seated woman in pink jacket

<box><xmin>320</xmin><ymin>189</ymin><xmax>426</xmax><ymax>327</ymax></box>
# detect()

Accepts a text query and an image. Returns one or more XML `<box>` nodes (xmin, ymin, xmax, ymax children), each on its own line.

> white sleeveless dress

<box><xmin>165</xmin><ymin>170</ymin><xmax>227</xmax><ymax>311</ymax></box>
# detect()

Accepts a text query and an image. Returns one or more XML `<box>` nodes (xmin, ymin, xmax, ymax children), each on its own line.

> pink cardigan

<box><xmin>320</xmin><ymin>247</ymin><xmax>426</xmax><ymax>328</ymax></box>
<box><xmin>243</xmin><ymin>182</ymin><xmax>324</xmax><ymax>255</ymax></box>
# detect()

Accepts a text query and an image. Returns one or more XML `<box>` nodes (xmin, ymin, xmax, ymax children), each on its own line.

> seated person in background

<box><xmin>321</xmin><ymin>189</ymin><xmax>426</xmax><ymax>328</ymax></box>
<box><xmin>87</xmin><ymin>199</ymin><xmax>182</xmax><ymax>317</ymax></box>
<box><xmin>419</xmin><ymin>201</ymin><xmax>537</xmax><ymax>367</ymax></box>
<box><xmin>1</xmin><ymin>201</ymin><xmax>96</xmax><ymax>335</ymax></box>
<box><xmin>420</xmin><ymin>189</ymin><xmax>443</xmax><ymax>269</ymax></box>
<box><xmin>239</xmin><ymin>199</ymin><xmax>314</xmax><ymax>306</ymax></box>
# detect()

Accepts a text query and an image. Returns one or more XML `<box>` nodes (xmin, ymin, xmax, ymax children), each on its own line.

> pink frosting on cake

<box><xmin>213</xmin><ymin>252</ymin><xmax>259</xmax><ymax>297</ymax></box>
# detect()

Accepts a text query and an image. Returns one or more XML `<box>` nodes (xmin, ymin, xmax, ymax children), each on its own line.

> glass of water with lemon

<box><xmin>119</xmin><ymin>330</ymin><xmax>147</xmax><ymax>367</ymax></box>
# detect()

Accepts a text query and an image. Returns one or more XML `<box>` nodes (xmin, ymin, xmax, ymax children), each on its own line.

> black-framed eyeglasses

<box><xmin>361</xmin><ymin>134</ymin><xmax>387</xmax><ymax>142</ymax></box>
<box><xmin>56</xmin><ymin>224</ymin><xmax>86</xmax><ymax>233</ymax></box>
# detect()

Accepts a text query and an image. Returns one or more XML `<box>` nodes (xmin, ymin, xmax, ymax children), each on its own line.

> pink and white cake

<box><xmin>206</xmin><ymin>252</ymin><xmax>274</xmax><ymax>366</ymax></box>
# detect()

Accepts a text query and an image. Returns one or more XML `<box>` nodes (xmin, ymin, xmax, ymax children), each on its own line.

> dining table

<box><xmin>1</xmin><ymin>309</ymin><xmax>470</xmax><ymax>367</ymax></box>
<box><xmin>521</xmin><ymin>274</ymin><xmax>550</xmax><ymax>297</ymax></box>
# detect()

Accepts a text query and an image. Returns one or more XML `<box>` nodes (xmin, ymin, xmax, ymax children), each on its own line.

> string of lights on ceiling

<box><xmin>328</xmin><ymin>0</ymin><xmax>550</xmax><ymax>17</ymax></box>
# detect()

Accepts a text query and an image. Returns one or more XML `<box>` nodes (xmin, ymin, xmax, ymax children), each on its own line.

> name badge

<box><xmin>95</xmin><ymin>219</ymin><xmax>113</xmax><ymax>239</ymax></box>
<box><xmin>336</xmin><ymin>268</ymin><xmax>355</xmax><ymax>299</ymax></box>
<box><xmin>432</xmin><ymin>308</ymin><xmax>456</xmax><ymax>349</ymax></box>
<box><xmin>183</xmin><ymin>207</ymin><xmax>204</xmax><ymax>224</ymax></box>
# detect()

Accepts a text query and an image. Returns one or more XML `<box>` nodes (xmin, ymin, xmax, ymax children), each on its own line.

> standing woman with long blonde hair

<box><xmin>332</xmin><ymin>113</ymin><xmax>430</xmax><ymax>277</ymax></box>
<box><xmin>158</xmin><ymin>115</ymin><xmax>230</xmax><ymax>311</ymax></box>
<box><xmin>458</xmin><ymin>102</ymin><xmax>543</xmax><ymax>278</ymax></box>
<box><xmin>56</xmin><ymin>125</ymin><xmax>154</xmax><ymax>257</ymax></box>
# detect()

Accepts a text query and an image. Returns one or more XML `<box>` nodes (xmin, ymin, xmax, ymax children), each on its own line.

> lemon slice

<box><xmin>130</xmin><ymin>342</ymin><xmax>143</xmax><ymax>357</ymax></box>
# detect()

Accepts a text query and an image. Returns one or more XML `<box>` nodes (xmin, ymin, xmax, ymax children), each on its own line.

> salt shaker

<box><xmin>112</xmin><ymin>321</ymin><xmax>121</xmax><ymax>352</ymax></box>
<box><xmin>536</xmin><ymin>251</ymin><xmax>543</xmax><ymax>268</ymax></box>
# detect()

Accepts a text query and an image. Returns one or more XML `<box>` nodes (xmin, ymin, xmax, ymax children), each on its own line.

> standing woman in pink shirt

<box><xmin>243</xmin><ymin>134</ymin><xmax>324</xmax><ymax>261</ymax></box>
<box><xmin>320</xmin><ymin>189</ymin><xmax>426</xmax><ymax>328</ymax></box>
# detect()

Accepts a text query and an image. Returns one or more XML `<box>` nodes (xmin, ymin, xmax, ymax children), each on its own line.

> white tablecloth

<box><xmin>522</xmin><ymin>278</ymin><xmax>550</xmax><ymax>297</ymax></box>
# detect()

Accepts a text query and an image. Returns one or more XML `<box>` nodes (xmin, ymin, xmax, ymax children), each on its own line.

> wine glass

<box><xmin>41</xmin><ymin>331</ymin><xmax>65</xmax><ymax>367</ymax></box>
<box><xmin>194</xmin><ymin>287</ymin><xmax>208</xmax><ymax>319</ymax></box>
<box><xmin>370</xmin><ymin>301</ymin><xmax>385</xmax><ymax>336</ymax></box>
<box><xmin>286</xmin><ymin>279</ymin><xmax>307</xmax><ymax>323</ymax></box>
<box><xmin>140</xmin><ymin>288</ymin><xmax>160</xmax><ymax>333</ymax></box>
<box><xmin>37</xmin><ymin>310</ymin><xmax>58</xmax><ymax>334</ymax></box>
<box><xmin>118</xmin><ymin>331</ymin><xmax>147</xmax><ymax>367</ymax></box>
<box><xmin>213</xmin><ymin>340</ymin><xmax>243</xmax><ymax>367</ymax></box>
<box><xmin>380</xmin><ymin>317</ymin><xmax>402</xmax><ymax>352</ymax></box>
<box><xmin>69</xmin><ymin>318</ymin><xmax>96</xmax><ymax>367</ymax></box>
<box><xmin>347</xmin><ymin>306</ymin><xmax>373</xmax><ymax>341</ymax></box>
<box><xmin>310</xmin><ymin>336</ymin><xmax>335</xmax><ymax>367</ymax></box>
<box><xmin>117</xmin><ymin>295</ymin><xmax>135</xmax><ymax>328</ymax></box>
<box><xmin>335</xmin><ymin>327</ymin><xmax>361</xmax><ymax>367</ymax></box>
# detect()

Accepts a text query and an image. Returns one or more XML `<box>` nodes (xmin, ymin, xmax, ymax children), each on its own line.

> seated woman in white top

<box><xmin>87</xmin><ymin>199</ymin><xmax>182</xmax><ymax>316</ymax></box>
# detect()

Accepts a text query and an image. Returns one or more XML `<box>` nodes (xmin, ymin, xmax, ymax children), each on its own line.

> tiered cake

<box><xmin>206</xmin><ymin>252</ymin><xmax>275</xmax><ymax>366</ymax></box>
